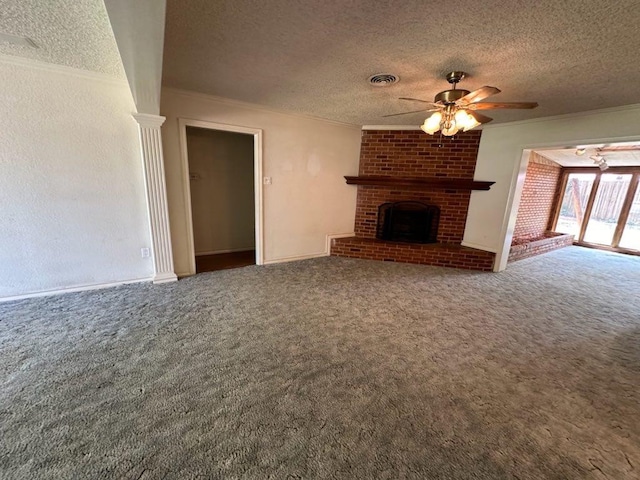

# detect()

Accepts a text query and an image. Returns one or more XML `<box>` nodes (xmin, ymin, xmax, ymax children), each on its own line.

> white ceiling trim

<box><xmin>481</xmin><ymin>103</ymin><xmax>640</xmax><ymax>131</ymax></box>
<box><xmin>162</xmin><ymin>87</ymin><xmax>361</xmax><ymax>129</ymax></box>
<box><xmin>0</xmin><ymin>52</ymin><xmax>127</xmax><ymax>85</ymax></box>
<box><xmin>362</xmin><ymin>125</ymin><xmax>422</xmax><ymax>130</ymax></box>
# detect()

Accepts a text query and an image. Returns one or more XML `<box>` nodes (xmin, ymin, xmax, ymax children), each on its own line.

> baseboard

<box><xmin>460</xmin><ymin>241</ymin><xmax>499</xmax><ymax>253</ymax></box>
<box><xmin>195</xmin><ymin>248</ymin><xmax>255</xmax><ymax>256</ymax></box>
<box><xmin>0</xmin><ymin>277</ymin><xmax>153</xmax><ymax>303</ymax></box>
<box><xmin>152</xmin><ymin>272</ymin><xmax>178</xmax><ymax>284</ymax></box>
<box><xmin>262</xmin><ymin>252</ymin><xmax>327</xmax><ymax>265</ymax></box>
<box><xmin>326</xmin><ymin>233</ymin><xmax>356</xmax><ymax>255</ymax></box>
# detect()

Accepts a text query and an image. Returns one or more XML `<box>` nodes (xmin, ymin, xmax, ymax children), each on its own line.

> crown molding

<box><xmin>482</xmin><ymin>104</ymin><xmax>640</xmax><ymax>130</ymax></box>
<box><xmin>362</xmin><ymin>125</ymin><xmax>422</xmax><ymax>130</ymax></box>
<box><xmin>161</xmin><ymin>87</ymin><xmax>361</xmax><ymax>129</ymax></box>
<box><xmin>0</xmin><ymin>53</ymin><xmax>127</xmax><ymax>85</ymax></box>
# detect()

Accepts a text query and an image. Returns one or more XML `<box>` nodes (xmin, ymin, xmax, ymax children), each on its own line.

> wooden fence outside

<box><xmin>563</xmin><ymin>179</ymin><xmax>640</xmax><ymax>225</ymax></box>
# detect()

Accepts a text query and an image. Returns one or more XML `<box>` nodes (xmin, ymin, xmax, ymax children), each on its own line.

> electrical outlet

<box><xmin>263</xmin><ymin>176</ymin><xmax>272</xmax><ymax>185</ymax></box>
<box><xmin>141</xmin><ymin>247</ymin><xmax>150</xmax><ymax>258</ymax></box>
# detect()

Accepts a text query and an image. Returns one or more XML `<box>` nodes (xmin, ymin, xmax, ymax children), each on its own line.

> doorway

<box><xmin>179</xmin><ymin>120</ymin><xmax>264</xmax><ymax>274</ymax></box>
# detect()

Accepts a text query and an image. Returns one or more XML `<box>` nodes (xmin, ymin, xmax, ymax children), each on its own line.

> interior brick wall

<box><xmin>508</xmin><ymin>233</ymin><xmax>574</xmax><ymax>262</ymax></box>
<box><xmin>331</xmin><ymin>237</ymin><xmax>496</xmax><ymax>271</ymax></box>
<box><xmin>332</xmin><ymin>129</ymin><xmax>496</xmax><ymax>271</ymax></box>
<box><xmin>355</xmin><ymin>130</ymin><xmax>481</xmax><ymax>243</ymax></box>
<box><xmin>512</xmin><ymin>153</ymin><xmax>562</xmax><ymax>240</ymax></box>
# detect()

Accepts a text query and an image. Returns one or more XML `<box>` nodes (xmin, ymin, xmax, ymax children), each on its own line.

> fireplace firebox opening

<box><xmin>376</xmin><ymin>201</ymin><xmax>440</xmax><ymax>244</ymax></box>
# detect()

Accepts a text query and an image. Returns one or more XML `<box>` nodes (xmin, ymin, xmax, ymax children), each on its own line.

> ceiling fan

<box><xmin>385</xmin><ymin>71</ymin><xmax>538</xmax><ymax>136</ymax></box>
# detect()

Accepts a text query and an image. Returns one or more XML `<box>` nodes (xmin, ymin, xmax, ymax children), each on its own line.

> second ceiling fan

<box><xmin>386</xmin><ymin>71</ymin><xmax>538</xmax><ymax>136</ymax></box>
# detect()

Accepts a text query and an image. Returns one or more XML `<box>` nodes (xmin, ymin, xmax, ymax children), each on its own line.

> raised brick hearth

<box><xmin>331</xmin><ymin>237</ymin><xmax>495</xmax><ymax>271</ymax></box>
<box><xmin>331</xmin><ymin>129</ymin><xmax>496</xmax><ymax>271</ymax></box>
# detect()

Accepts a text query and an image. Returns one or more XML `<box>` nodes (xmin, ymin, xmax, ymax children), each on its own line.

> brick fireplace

<box><xmin>331</xmin><ymin>129</ymin><xmax>496</xmax><ymax>271</ymax></box>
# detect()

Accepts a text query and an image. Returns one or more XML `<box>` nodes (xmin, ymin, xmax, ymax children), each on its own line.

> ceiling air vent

<box><xmin>368</xmin><ymin>73</ymin><xmax>399</xmax><ymax>86</ymax></box>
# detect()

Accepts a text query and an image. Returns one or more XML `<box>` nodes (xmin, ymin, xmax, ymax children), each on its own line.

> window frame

<box><xmin>551</xmin><ymin>167</ymin><xmax>640</xmax><ymax>256</ymax></box>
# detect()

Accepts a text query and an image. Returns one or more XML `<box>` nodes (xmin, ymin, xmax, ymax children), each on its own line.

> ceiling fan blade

<box><xmin>399</xmin><ymin>97</ymin><xmax>442</xmax><ymax>108</ymax></box>
<box><xmin>472</xmin><ymin>101</ymin><xmax>539</xmax><ymax>110</ymax></box>
<box><xmin>468</xmin><ymin>111</ymin><xmax>493</xmax><ymax>124</ymax></box>
<box><xmin>398</xmin><ymin>97</ymin><xmax>432</xmax><ymax>103</ymax></box>
<box><xmin>382</xmin><ymin>109</ymin><xmax>432</xmax><ymax>118</ymax></box>
<box><xmin>457</xmin><ymin>86</ymin><xmax>501</xmax><ymax>105</ymax></box>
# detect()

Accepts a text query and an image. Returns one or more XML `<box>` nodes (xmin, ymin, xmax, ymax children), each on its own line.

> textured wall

<box><xmin>186</xmin><ymin>127</ymin><xmax>255</xmax><ymax>254</ymax></box>
<box><xmin>355</xmin><ymin>130</ymin><xmax>481</xmax><ymax>243</ymax></box>
<box><xmin>160</xmin><ymin>88</ymin><xmax>362</xmax><ymax>274</ymax></box>
<box><xmin>466</xmin><ymin>104</ymin><xmax>640</xmax><ymax>271</ymax></box>
<box><xmin>512</xmin><ymin>154</ymin><xmax>562</xmax><ymax>240</ymax></box>
<box><xmin>0</xmin><ymin>60</ymin><xmax>152</xmax><ymax>298</ymax></box>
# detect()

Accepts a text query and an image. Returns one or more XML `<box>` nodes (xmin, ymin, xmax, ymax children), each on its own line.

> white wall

<box><xmin>160</xmin><ymin>89</ymin><xmax>362</xmax><ymax>275</ymax></box>
<box><xmin>187</xmin><ymin>127</ymin><xmax>255</xmax><ymax>254</ymax></box>
<box><xmin>0</xmin><ymin>58</ymin><xmax>153</xmax><ymax>299</ymax></box>
<box><xmin>464</xmin><ymin>104</ymin><xmax>640</xmax><ymax>271</ymax></box>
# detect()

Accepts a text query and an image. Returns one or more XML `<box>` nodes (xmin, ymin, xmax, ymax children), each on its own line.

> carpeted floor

<box><xmin>1</xmin><ymin>246</ymin><xmax>639</xmax><ymax>479</ymax></box>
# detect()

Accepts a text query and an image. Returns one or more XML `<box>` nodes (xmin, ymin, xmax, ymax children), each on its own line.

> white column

<box><xmin>133</xmin><ymin>113</ymin><xmax>177</xmax><ymax>284</ymax></box>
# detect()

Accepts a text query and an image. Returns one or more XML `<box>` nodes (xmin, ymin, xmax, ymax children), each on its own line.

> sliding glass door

<box><xmin>583</xmin><ymin>174</ymin><xmax>632</xmax><ymax>245</ymax></box>
<box><xmin>553</xmin><ymin>169</ymin><xmax>640</xmax><ymax>254</ymax></box>
<box><xmin>555</xmin><ymin>173</ymin><xmax>596</xmax><ymax>237</ymax></box>
<box><xmin>618</xmin><ymin>184</ymin><xmax>640</xmax><ymax>250</ymax></box>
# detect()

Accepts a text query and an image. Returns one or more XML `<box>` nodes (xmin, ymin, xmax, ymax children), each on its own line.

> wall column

<box><xmin>133</xmin><ymin>113</ymin><xmax>177</xmax><ymax>283</ymax></box>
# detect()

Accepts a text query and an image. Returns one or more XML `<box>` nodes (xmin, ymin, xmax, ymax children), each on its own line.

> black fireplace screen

<box><xmin>376</xmin><ymin>201</ymin><xmax>440</xmax><ymax>243</ymax></box>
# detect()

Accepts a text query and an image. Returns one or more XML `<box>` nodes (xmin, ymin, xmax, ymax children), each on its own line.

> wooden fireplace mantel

<box><xmin>344</xmin><ymin>176</ymin><xmax>495</xmax><ymax>191</ymax></box>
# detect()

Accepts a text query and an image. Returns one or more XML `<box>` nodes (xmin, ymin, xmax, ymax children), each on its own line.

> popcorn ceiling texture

<box><xmin>162</xmin><ymin>0</ymin><xmax>640</xmax><ymax>125</ymax></box>
<box><xmin>0</xmin><ymin>0</ymin><xmax>125</xmax><ymax>77</ymax></box>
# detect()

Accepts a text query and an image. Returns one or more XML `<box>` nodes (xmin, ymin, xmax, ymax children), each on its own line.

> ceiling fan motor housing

<box><xmin>434</xmin><ymin>89</ymin><xmax>470</xmax><ymax>104</ymax></box>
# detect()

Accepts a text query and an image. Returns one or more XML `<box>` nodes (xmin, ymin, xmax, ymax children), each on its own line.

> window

<box><xmin>583</xmin><ymin>174</ymin><xmax>632</xmax><ymax>245</ymax></box>
<box><xmin>553</xmin><ymin>168</ymin><xmax>640</xmax><ymax>254</ymax></box>
<box><xmin>555</xmin><ymin>173</ymin><xmax>595</xmax><ymax>237</ymax></box>
<box><xmin>619</xmin><ymin>186</ymin><xmax>640</xmax><ymax>250</ymax></box>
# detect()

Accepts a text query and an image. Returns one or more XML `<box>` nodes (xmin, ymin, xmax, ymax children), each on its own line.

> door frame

<box><xmin>178</xmin><ymin>118</ymin><xmax>264</xmax><ymax>275</ymax></box>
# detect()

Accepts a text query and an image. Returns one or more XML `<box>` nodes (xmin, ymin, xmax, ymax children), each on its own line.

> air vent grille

<box><xmin>368</xmin><ymin>73</ymin><xmax>399</xmax><ymax>86</ymax></box>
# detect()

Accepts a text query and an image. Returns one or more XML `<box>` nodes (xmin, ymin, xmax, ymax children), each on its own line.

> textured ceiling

<box><xmin>163</xmin><ymin>0</ymin><xmax>640</xmax><ymax>126</ymax></box>
<box><xmin>538</xmin><ymin>144</ymin><xmax>640</xmax><ymax>167</ymax></box>
<box><xmin>0</xmin><ymin>0</ymin><xmax>124</xmax><ymax>77</ymax></box>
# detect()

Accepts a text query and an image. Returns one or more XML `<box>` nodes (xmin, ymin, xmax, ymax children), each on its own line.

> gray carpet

<box><xmin>1</xmin><ymin>246</ymin><xmax>639</xmax><ymax>479</ymax></box>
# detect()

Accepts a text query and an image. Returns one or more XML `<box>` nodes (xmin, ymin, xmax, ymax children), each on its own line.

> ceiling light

<box><xmin>421</xmin><ymin>111</ymin><xmax>442</xmax><ymax>135</ymax></box>
<box><xmin>575</xmin><ymin>147</ymin><xmax>586</xmax><ymax>156</ymax></box>
<box><xmin>590</xmin><ymin>152</ymin><xmax>609</xmax><ymax>170</ymax></box>
<box><xmin>420</xmin><ymin>104</ymin><xmax>486</xmax><ymax>137</ymax></box>
<box><xmin>462</xmin><ymin>111</ymin><xmax>481</xmax><ymax>131</ymax></box>
<box><xmin>422</xmin><ymin>106</ymin><xmax>480</xmax><ymax>137</ymax></box>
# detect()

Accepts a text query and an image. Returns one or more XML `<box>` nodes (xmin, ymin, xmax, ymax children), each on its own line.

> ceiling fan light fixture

<box><xmin>455</xmin><ymin>110</ymin><xmax>481</xmax><ymax>132</ymax></box>
<box><xmin>441</xmin><ymin>121</ymin><xmax>459</xmax><ymax>136</ymax></box>
<box><xmin>421</xmin><ymin>112</ymin><xmax>442</xmax><ymax>134</ymax></box>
